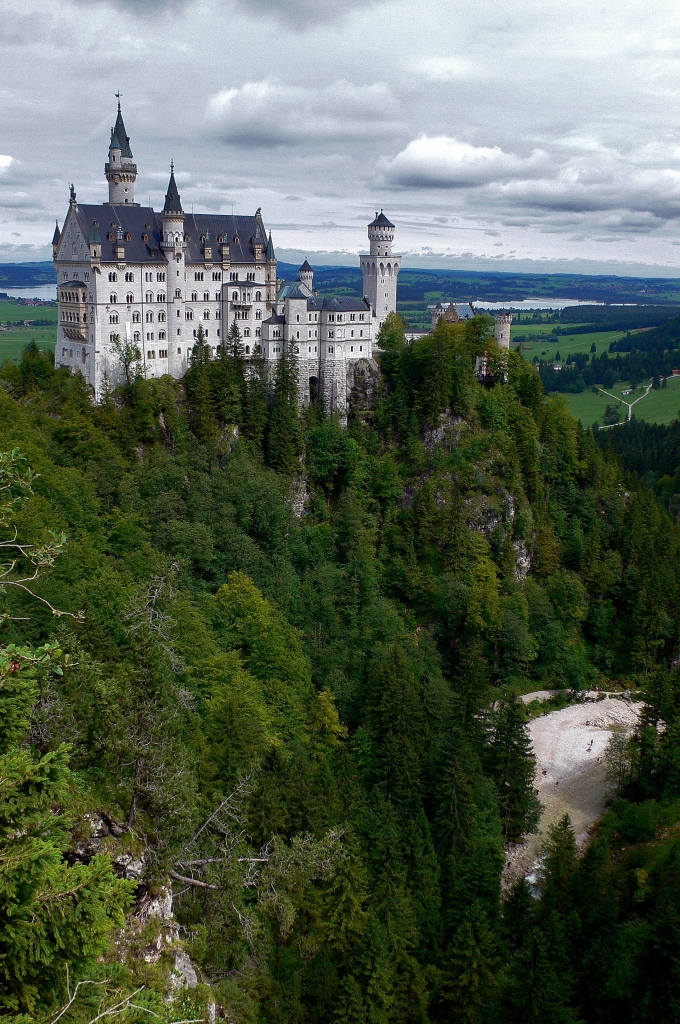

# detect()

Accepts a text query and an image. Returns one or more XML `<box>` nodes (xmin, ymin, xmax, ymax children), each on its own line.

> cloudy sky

<box><xmin>2</xmin><ymin>0</ymin><xmax>680</xmax><ymax>274</ymax></box>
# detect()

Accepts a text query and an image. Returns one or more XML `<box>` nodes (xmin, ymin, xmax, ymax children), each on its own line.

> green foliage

<box><xmin>0</xmin><ymin>332</ymin><xmax>678</xmax><ymax>1023</ymax></box>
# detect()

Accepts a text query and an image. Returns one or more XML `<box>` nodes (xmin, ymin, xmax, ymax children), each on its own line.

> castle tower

<box><xmin>265</xmin><ymin>231</ymin><xmax>278</xmax><ymax>307</ymax></box>
<box><xmin>161</xmin><ymin>164</ymin><xmax>186</xmax><ymax>373</ymax></box>
<box><xmin>298</xmin><ymin>259</ymin><xmax>314</xmax><ymax>295</ymax></box>
<box><xmin>494</xmin><ymin>311</ymin><xmax>512</xmax><ymax>350</ymax></box>
<box><xmin>360</xmin><ymin>211</ymin><xmax>401</xmax><ymax>328</ymax></box>
<box><xmin>105</xmin><ymin>99</ymin><xmax>137</xmax><ymax>205</ymax></box>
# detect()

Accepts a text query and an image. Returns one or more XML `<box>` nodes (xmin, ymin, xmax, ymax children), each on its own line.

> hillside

<box><xmin>1</xmin><ymin>322</ymin><xmax>680</xmax><ymax>1023</ymax></box>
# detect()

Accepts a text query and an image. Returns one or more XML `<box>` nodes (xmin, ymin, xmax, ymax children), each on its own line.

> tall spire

<box><xmin>105</xmin><ymin>96</ymin><xmax>137</xmax><ymax>204</ymax></box>
<box><xmin>163</xmin><ymin>163</ymin><xmax>183</xmax><ymax>216</ymax></box>
<box><xmin>266</xmin><ymin>231</ymin><xmax>275</xmax><ymax>261</ymax></box>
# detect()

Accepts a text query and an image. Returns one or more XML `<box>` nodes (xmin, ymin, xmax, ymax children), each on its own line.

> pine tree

<box><xmin>266</xmin><ymin>349</ymin><xmax>303</xmax><ymax>473</ymax></box>
<box><xmin>484</xmin><ymin>696</ymin><xmax>540</xmax><ymax>841</ymax></box>
<box><xmin>440</xmin><ymin>902</ymin><xmax>497</xmax><ymax>1023</ymax></box>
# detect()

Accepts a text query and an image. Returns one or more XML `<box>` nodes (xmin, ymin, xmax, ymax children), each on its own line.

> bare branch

<box><xmin>169</xmin><ymin>869</ymin><xmax>218</xmax><ymax>890</ymax></box>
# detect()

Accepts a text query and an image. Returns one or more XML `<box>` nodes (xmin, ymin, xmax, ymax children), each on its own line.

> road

<box><xmin>596</xmin><ymin>380</ymin><xmax>653</xmax><ymax>428</ymax></box>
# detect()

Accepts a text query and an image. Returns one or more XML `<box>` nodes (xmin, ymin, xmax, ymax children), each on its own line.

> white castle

<box><xmin>52</xmin><ymin>102</ymin><xmax>401</xmax><ymax>416</ymax></box>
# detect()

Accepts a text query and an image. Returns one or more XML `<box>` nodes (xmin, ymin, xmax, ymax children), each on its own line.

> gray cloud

<box><xmin>207</xmin><ymin>79</ymin><xmax>400</xmax><ymax>147</ymax></box>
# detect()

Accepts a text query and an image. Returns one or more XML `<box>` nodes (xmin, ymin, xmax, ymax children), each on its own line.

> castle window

<box><xmin>255</xmin><ymin>310</ymin><xmax>261</xmax><ymax>320</ymax></box>
<box><xmin>125</xmin><ymin>233</ymin><xmax>132</xmax><ymax>242</ymax></box>
<box><xmin>178</xmin><ymin>347</ymin><xmax>182</xmax><ymax>354</ymax></box>
<box><xmin>255</xmin><ymin>328</ymin><xmax>261</xmax><ymax>337</ymax></box>
<box><xmin>157</xmin><ymin>293</ymin><xmax>165</xmax><ymax>303</ymax></box>
<box><xmin>109</xmin><ymin>313</ymin><xmax>119</xmax><ymax>324</ymax></box>
<box><xmin>146</xmin><ymin>311</ymin><xmax>154</xmax><ymax>322</ymax></box>
<box><xmin>146</xmin><ymin>333</ymin><xmax>154</xmax><ymax>342</ymax></box>
<box><xmin>244</xmin><ymin>329</ymin><xmax>250</xmax><ymax>337</ymax></box>
<box><xmin>215</xmin><ymin>293</ymin><xmax>220</xmax><ymax>302</ymax></box>
<box><xmin>109</xmin><ymin>334</ymin><xmax>115</xmax><ymax>343</ymax></box>
<box><xmin>360</xmin><ymin>330</ymin><xmax>363</xmax><ymax>337</ymax></box>
<box><xmin>232</xmin><ymin>291</ymin><xmax>238</xmax><ymax>301</ymax></box>
<box><xmin>191</xmin><ymin>291</ymin><xmax>198</xmax><ymax>302</ymax></box>
<box><xmin>359</xmin><ymin>313</ymin><xmax>365</xmax><ymax>321</ymax></box>
<box><xmin>133</xmin><ymin>311</ymin><xmax>141</xmax><ymax>323</ymax></box>
<box><xmin>296</xmin><ymin>315</ymin><xmax>300</xmax><ymax>322</ymax></box>
<box><xmin>126</xmin><ymin>293</ymin><xmax>134</xmax><ymax>304</ymax></box>
<box><xmin>351</xmin><ymin>330</ymin><xmax>354</xmax><ymax>338</ymax></box>
<box><xmin>295</xmin><ymin>347</ymin><xmax>299</xmax><ymax>354</ymax></box>
<box><xmin>158</xmin><ymin>311</ymin><xmax>166</xmax><ymax>322</ymax></box>
<box><xmin>255</xmin><ymin>290</ymin><xmax>261</xmax><ymax>301</ymax></box>
<box><xmin>194</xmin><ymin>272</ymin><xmax>204</xmax><ymax>281</ymax></box>
<box><xmin>157</xmin><ymin>272</ymin><xmax>165</xmax><ymax>282</ymax></box>
<box><xmin>175</xmin><ymin>289</ymin><xmax>181</xmax><ymax>298</ymax></box>
<box><xmin>296</xmin><ymin>331</ymin><xmax>300</xmax><ymax>339</ymax></box>
<box><xmin>185</xmin><ymin>310</ymin><xmax>194</xmax><ymax>320</ymax></box>
<box><xmin>329</xmin><ymin>314</ymin><xmax>334</xmax><ymax>322</ymax></box>
<box><xmin>216</xmin><ymin>310</ymin><xmax>221</xmax><ymax>319</ymax></box>
<box><xmin>230</xmin><ymin>272</ymin><xmax>239</xmax><ymax>281</ymax></box>
<box><xmin>204</xmin><ymin>291</ymin><xmax>210</xmax><ymax>302</ymax></box>
<box><xmin>84</xmin><ymin>273</ymin><xmax>90</xmax><ymax>282</ymax></box>
<box><xmin>147</xmin><ymin>350</ymin><xmax>154</xmax><ymax>358</ymax></box>
<box><xmin>142</xmin><ymin>234</ymin><xmax>149</xmax><ymax>242</ymax></box>
<box><xmin>125</xmin><ymin>272</ymin><xmax>134</xmax><ymax>282</ymax></box>
<box><xmin>145</xmin><ymin>272</ymin><xmax>152</xmax><ymax>282</ymax></box>
<box><xmin>134</xmin><ymin>331</ymin><xmax>140</xmax><ymax>342</ymax></box>
<box><xmin>203</xmin><ymin>310</ymin><xmax>210</xmax><ymax>320</ymax></box>
<box><xmin>247</xmin><ymin>272</ymin><xmax>255</xmax><ymax>281</ymax></box>
<box><xmin>159</xmin><ymin>331</ymin><xmax>166</xmax><ymax>340</ymax></box>
<box><xmin>110</xmin><ymin>293</ymin><xmax>117</xmax><ymax>304</ymax></box>
<box><xmin>145</xmin><ymin>291</ymin><xmax>153</xmax><ymax>302</ymax></box>
<box><xmin>328</xmin><ymin>331</ymin><xmax>334</xmax><ymax>338</ymax></box>
<box><xmin>350</xmin><ymin>314</ymin><xmax>356</xmax><ymax>321</ymax></box>
<box><xmin>108</xmin><ymin>233</ymin><xmax>115</xmax><ymax>242</ymax></box>
<box><xmin>212</xmin><ymin>271</ymin><xmax>221</xmax><ymax>281</ymax></box>
<box><xmin>245</xmin><ymin>346</ymin><xmax>250</xmax><ymax>355</ymax></box>
<box><xmin>351</xmin><ymin>346</ymin><xmax>354</xmax><ymax>352</ymax></box>
<box><xmin>360</xmin><ymin>345</ymin><xmax>363</xmax><ymax>351</ymax></box>
<box><xmin>108</xmin><ymin>272</ymin><xmax>117</xmax><ymax>282</ymax></box>
<box><xmin>216</xmin><ymin>329</ymin><xmax>220</xmax><ymax>337</ymax></box>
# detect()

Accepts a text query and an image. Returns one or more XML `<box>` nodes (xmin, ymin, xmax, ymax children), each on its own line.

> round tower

<box><xmin>360</xmin><ymin>210</ymin><xmax>401</xmax><ymax>327</ymax></box>
<box><xmin>105</xmin><ymin>99</ymin><xmax>137</xmax><ymax>205</ymax></box>
<box><xmin>368</xmin><ymin>209</ymin><xmax>394</xmax><ymax>257</ymax></box>
<box><xmin>494</xmin><ymin>311</ymin><xmax>512</xmax><ymax>350</ymax></box>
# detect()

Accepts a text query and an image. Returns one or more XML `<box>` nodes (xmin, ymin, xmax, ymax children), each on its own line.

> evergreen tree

<box><xmin>484</xmin><ymin>696</ymin><xmax>540</xmax><ymax>841</ymax></box>
<box><xmin>440</xmin><ymin>902</ymin><xmax>497</xmax><ymax>1023</ymax></box>
<box><xmin>266</xmin><ymin>349</ymin><xmax>303</xmax><ymax>473</ymax></box>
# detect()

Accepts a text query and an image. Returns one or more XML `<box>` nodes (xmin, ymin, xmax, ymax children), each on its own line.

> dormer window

<box><xmin>125</xmin><ymin>233</ymin><xmax>132</xmax><ymax>242</ymax></box>
<box><xmin>142</xmin><ymin>234</ymin><xmax>149</xmax><ymax>242</ymax></box>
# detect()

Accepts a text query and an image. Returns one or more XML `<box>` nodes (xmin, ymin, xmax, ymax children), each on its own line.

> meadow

<box><xmin>511</xmin><ymin>323</ymin><xmax>631</xmax><ymax>360</ymax></box>
<box><xmin>565</xmin><ymin>374</ymin><xmax>680</xmax><ymax>427</ymax></box>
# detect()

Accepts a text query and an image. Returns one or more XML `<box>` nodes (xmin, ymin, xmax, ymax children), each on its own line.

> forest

<box><xmin>2</xmin><ymin>314</ymin><xmax>680</xmax><ymax>1024</ymax></box>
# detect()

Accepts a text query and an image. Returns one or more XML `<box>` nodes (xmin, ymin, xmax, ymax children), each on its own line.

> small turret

<box><xmin>298</xmin><ymin>259</ymin><xmax>313</xmax><ymax>294</ymax></box>
<box><xmin>494</xmin><ymin>311</ymin><xmax>512</xmax><ymax>350</ymax></box>
<box><xmin>89</xmin><ymin>220</ymin><xmax>102</xmax><ymax>260</ymax></box>
<box><xmin>52</xmin><ymin>219</ymin><xmax>60</xmax><ymax>256</ymax></box>
<box><xmin>105</xmin><ymin>98</ymin><xmax>138</xmax><ymax>205</ymax></box>
<box><xmin>265</xmin><ymin>231</ymin><xmax>277</xmax><ymax>306</ymax></box>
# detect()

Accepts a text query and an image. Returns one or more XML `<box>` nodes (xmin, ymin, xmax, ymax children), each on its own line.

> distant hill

<box><xmin>7</xmin><ymin>259</ymin><xmax>680</xmax><ymax>308</ymax></box>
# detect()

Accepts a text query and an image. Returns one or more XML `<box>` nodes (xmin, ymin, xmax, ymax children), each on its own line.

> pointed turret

<box><xmin>52</xmin><ymin>219</ymin><xmax>60</xmax><ymax>255</ymax></box>
<box><xmin>163</xmin><ymin>163</ymin><xmax>183</xmax><ymax>215</ymax></box>
<box><xmin>298</xmin><ymin>259</ymin><xmax>313</xmax><ymax>294</ymax></box>
<box><xmin>105</xmin><ymin>97</ymin><xmax>138</xmax><ymax>204</ymax></box>
<box><xmin>266</xmin><ymin>231</ymin><xmax>275</xmax><ymax>261</ymax></box>
<box><xmin>89</xmin><ymin>220</ymin><xmax>102</xmax><ymax>260</ymax></box>
<box><xmin>161</xmin><ymin>163</ymin><xmax>185</xmax><ymax>254</ymax></box>
<box><xmin>265</xmin><ymin>231</ymin><xmax>277</xmax><ymax>306</ymax></box>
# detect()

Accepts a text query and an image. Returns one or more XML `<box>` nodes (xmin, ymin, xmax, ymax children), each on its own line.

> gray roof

<box><xmin>62</xmin><ymin>203</ymin><xmax>271</xmax><ymax>266</ymax></box>
<box><xmin>110</xmin><ymin>105</ymin><xmax>133</xmax><ymax>158</ymax></box>
<box><xmin>306</xmin><ymin>295</ymin><xmax>371</xmax><ymax>313</ymax></box>
<box><xmin>52</xmin><ymin>220</ymin><xmax>60</xmax><ymax>245</ymax></box>
<box><xmin>277</xmin><ymin>281</ymin><xmax>309</xmax><ymax>300</ymax></box>
<box><xmin>299</xmin><ymin>259</ymin><xmax>313</xmax><ymax>273</ymax></box>
<box><xmin>89</xmin><ymin>221</ymin><xmax>102</xmax><ymax>244</ymax></box>
<box><xmin>266</xmin><ymin>231</ymin><xmax>275</xmax><ymax>261</ymax></box>
<box><xmin>369</xmin><ymin>210</ymin><xmax>394</xmax><ymax>228</ymax></box>
<box><xmin>264</xmin><ymin>314</ymin><xmax>285</xmax><ymax>325</ymax></box>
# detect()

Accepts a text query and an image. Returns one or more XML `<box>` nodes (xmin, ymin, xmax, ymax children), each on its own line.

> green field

<box><xmin>565</xmin><ymin>375</ymin><xmax>680</xmax><ymax>428</ymax></box>
<box><xmin>511</xmin><ymin>325</ymin><xmax>632</xmax><ymax>361</ymax></box>
<box><xmin>0</xmin><ymin>328</ymin><xmax>56</xmax><ymax>363</ymax></box>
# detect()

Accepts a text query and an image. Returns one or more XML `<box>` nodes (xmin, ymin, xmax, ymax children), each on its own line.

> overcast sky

<box><xmin>2</xmin><ymin>0</ymin><xmax>680</xmax><ymax>274</ymax></box>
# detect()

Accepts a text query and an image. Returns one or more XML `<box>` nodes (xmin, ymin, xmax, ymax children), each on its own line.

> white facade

<box><xmin>53</xmin><ymin>103</ymin><xmax>400</xmax><ymax>414</ymax></box>
<box><xmin>493</xmin><ymin>312</ymin><xmax>512</xmax><ymax>349</ymax></box>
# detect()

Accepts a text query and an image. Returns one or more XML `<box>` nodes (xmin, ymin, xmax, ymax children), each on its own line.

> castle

<box><xmin>52</xmin><ymin>102</ymin><xmax>401</xmax><ymax>416</ymax></box>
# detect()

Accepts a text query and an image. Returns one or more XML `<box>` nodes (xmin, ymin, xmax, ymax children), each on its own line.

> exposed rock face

<box><xmin>347</xmin><ymin>358</ymin><xmax>380</xmax><ymax>415</ymax></box>
<box><xmin>513</xmin><ymin>538</ymin><xmax>532</xmax><ymax>580</ymax></box>
<box><xmin>290</xmin><ymin>474</ymin><xmax>310</xmax><ymax>518</ymax></box>
<box><xmin>422</xmin><ymin>410</ymin><xmax>465</xmax><ymax>451</ymax></box>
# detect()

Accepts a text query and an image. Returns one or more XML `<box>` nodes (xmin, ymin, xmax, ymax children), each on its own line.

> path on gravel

<box><xmin>503</xmin><ymin>694</ymin><xmax>641</xmax><ymax>885</ymax></box>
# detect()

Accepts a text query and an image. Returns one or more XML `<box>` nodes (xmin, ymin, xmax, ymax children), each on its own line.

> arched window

<box><xmin>245</xmin><ymin>345</ymin><xmax>250</xmax><ymax>354</ymax></box>
<box><xmin>159</xmin><ymin>330</ymin><xmax>166</xmax><ymax>340</ymax></box>
<box><xmin>133</xmin><ymin>331</ymin><xmax>140</xmax><ymax>342</ymax></box>
<box><xmin>145</xmin><ymin>291</ymin><xmax>153</xmax><ymax>303</ymax></box>
<box><xmin>191</xmin><ymin>291</ymin><xmax>198</xmax><ymax>302</ymax></box>
<box><xmin>185</xmin><ymin>310</ymin><xmax>194</xmax><ymax>321</ymax></box>
<box><xmin>109</xmin><ymin>294</ymin><xmax>117</xmax><ymax>304</ymax></box>
<box><xmin>109</xmin><ymin>333</ymin><xmax>116</xmax><ymax>342</ymax></box>
<box><xmin>203</xmin><ymin>291</ymin><xmax>210</xmax><ymax>302</ymax></box>
<box><xmin>126</xmin><ymin>293</ymin><xmax>134</xmax><ymax>303</ymax></box>
<box><xmin>125</xmin><ymin>272</ymin><xmax>134</xmax><ymax>282</ymax></box>
<box><xmin>244</xmin><ymin>328</ymin><xmax>250</xmax><ymax>337</ymax></box>
<box><xmin>255</xmin><ymin>291</ymin><xmax>261</xmax><ymax>301</ymax></box>
<box><xmin>232</xmin><ymin>291</ymin><xmax>238</xmax><ymax>300</ymax></box>
<box><xmin>108</xmin><ymin>272</ymin><xmax>117</xmax><ymax>282</ymax></box>
<box><xmin>146</xmin><ymin>311</ymin><xmax>154</xmax><ymax>322</ymax></box>
<box><xmin>255</xmin><ymin>309</ymin><xmax>261</xmax><ymax>320</ymax></box>
<box><xmin>203</xmin><ymin>310</ymin><xmax>210</xmax><ymax>320</ymax></box>
<box><xmin>157</xmin><ymin>293</ymin><xmax>165</xmax><ymax>303</ymax></box>
<box><xmin>215</xmin><ymin>292</ymin><xmax>221</xmax><ymax>302</ymax></box>
<box><xmin>158</xmin><ymin>311</ymin><xmax>166</xmax><ymax>322</ymax></box>
<box><xmin>132</xmin><ymin>311</ymin><xmax>141</xmax><ymax>323</ymax></box>
<box><xmin>109</xmin><ymin>313</ymin><xmax>119</xmax><ymax>324</ymax></box>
